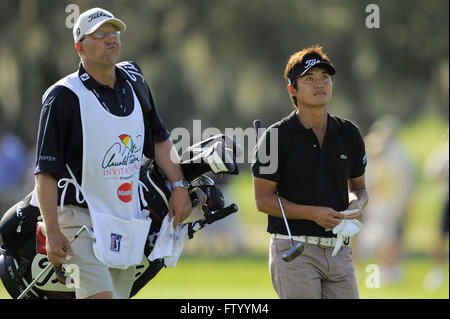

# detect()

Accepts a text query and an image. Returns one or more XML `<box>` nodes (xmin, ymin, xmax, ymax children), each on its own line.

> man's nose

<box><xmin>313</xmin><ymin>79</ymin><xmax>324</xmax><ymax>88</ymax></box>
<box><xmin>105</xmin><ymin>33</ymin><xmax>119</xmax><ymax>43</ymax></box>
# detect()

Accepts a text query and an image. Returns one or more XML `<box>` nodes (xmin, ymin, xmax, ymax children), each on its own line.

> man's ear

<box><xmin>287</xmin><ymin>84</ymin><xmax>296</xmax><ymax>96</ymax></box>
<box><xmin>75</xmin><ymin>42</ymin><xmax>83</xmax><ymax>55</ymax></box>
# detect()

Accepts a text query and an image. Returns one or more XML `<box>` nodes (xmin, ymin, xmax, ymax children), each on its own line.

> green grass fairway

<box><xmin>132</xmin><ymin>257</ymin><xmax>277</xmax><ymax>299</ymax></box>
<box><xmin>133</xmin><ymin>257</ymin><xmax>449</xmax><ymax>299</ymax></box>
<box><xmin>0</xmin><ymin>256</ymin><xmax>448</xmax><ymax>299</ymax></box>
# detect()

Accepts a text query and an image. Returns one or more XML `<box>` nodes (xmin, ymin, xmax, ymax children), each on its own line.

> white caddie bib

<box><xmin>47</xmin><ymin>72</ymin><xmax>151</xmax><ymax>269</ymax></box>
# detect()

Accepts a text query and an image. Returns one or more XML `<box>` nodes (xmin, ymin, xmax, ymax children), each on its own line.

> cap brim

<box><xmin>300</xmin><ymin>63</ymin><xmax>336</xmax><ymax>76</ymax></box>
<box><xmin>85</xmin><ymin>18</ymin><xmax>126</xmax><ymax>36</ymax></box>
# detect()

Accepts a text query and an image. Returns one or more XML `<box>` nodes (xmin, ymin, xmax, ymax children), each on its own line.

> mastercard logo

<box><xmin>117</xmin><ymin>181</ymin><xmax>133</xmax><ymax>203</ymax></box>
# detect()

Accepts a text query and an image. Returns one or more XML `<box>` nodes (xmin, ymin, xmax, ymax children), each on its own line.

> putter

<box><xmin>276</xmin><ymin>192</ymin><xmax>305</xmax><ymax>262</ymax></box>
<box><xmin>17</xmin><ymin>225</ymin><xmax>95</xmax><ymax>299</ymax></box>
<box><xmin>253</xmin><ymin>119</ymin><xmax>262</xmax><ymax>139</ymax></box>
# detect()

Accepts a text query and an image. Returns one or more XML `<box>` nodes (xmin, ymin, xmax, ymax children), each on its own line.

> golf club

<box><xmin>276</xmin><ymin>192</ymin><xmax>305</xmax><ymax>262</ymax></box>
<box><xmin>17</xmin><ymin>225</ymin><xmax>95</xmax><ymax>299</ymax></box>
<box><xmin>253</xmin><ymin>119</ymin><xmax>304</xmax><ymax>262</ymax></box>
<box><xmin>253</xmin><ymin>119</ymin><xmax>262</xmax><ymax>139</ymax></box>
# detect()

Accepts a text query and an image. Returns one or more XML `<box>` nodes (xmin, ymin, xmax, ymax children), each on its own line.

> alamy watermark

<box><xmin>365</xmin><ymin>4</ymin><xmax>380</xmax><ymax>29</ymax></box>
<box><xmin>365</xmin><ymin>264</ymin><xmax>380</xmax><ymax>288</ymax></box>
<box><xmin>62</xmin><ymin>264</ymin><xmax>81</xmax><ymax>289</ymax></box>
<box><xmin>65</xmin><ymin>4</ymin><xmax>80</xmax><ymax>28</ymax></box>
<box><xmin>66</xmin><ymin>4</ymin><xmax>380</xmax><ymax>30</ymax></box>
<box><xmin>170</xmin><ymin>120</ymin><xmax>279</xmax><ymax>175</ymax></box>
<box><xmin>32</xmin><ymin>256</ymin><xmax>81</xmax><ymax>289</ymax></box>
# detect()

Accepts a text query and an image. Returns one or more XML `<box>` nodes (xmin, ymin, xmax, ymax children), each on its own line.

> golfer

<box><xmin>252</xmin><ymin>45</ymin><xmax>369</xmax><ymax>299</ymax></box>
<box><xmin>34</xmin><ymin>8</ymin><xmax>191</xmax><ymax>299</ymax></box>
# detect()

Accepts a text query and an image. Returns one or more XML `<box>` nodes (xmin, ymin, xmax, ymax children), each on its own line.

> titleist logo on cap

<box><xmin>87</xmin><ymin>11</ymin><xmax>113</xmax><ymax>23</ymax></box>
<box><xmin>304</xmin><ymin>59</ymin><xmax>322</xmax><ymax>69</ymax></box>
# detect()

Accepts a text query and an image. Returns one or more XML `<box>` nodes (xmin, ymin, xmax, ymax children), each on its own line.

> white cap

<box><xmin>73</xmin><ymin>8</ymin><xmax>126</xmax><ymax>43</ymax></box>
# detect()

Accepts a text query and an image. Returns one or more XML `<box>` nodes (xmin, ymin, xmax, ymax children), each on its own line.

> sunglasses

<box><xmin>81</xmin><ymin>31</ymin><xmax>121</xmax><ymax>41</ymax></box>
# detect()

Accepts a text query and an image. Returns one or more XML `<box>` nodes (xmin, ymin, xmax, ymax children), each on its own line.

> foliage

<box><xmin>0</xmin><ymin>0</ymin><xmax>448</xmax><ymax>144</ymax></box>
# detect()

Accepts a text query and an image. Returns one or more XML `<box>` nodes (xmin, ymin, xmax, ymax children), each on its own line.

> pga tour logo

<box><xmin>110</xmin><ymin>233</ymin><xmax>122</xmax><ymax>253</ymax></box>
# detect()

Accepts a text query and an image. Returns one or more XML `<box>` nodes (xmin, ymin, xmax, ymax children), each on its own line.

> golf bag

<box><xmin>0</xmin><ymin>134</ymin><xmax>240</xmax><ymax>299</ymax></box>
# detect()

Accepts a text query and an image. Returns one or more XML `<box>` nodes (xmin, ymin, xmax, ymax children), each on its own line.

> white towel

<box><xmin>331</xmin><ymin>211</ymin><xmax>364</xmax><ymax>257</ymax></box>
<box><xmin>148</xmin><ymin>215</ymin><xmax>189</xmax><ymax>267</ymax></box>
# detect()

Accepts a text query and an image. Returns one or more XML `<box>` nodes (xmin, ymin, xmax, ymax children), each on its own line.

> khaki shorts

<box><xmin>58</xmin><ymin>205</ymin><xmax>137</xmax><ymax>299</ymax></box>
<box><xmin>269</xmin><ymin>237</ymin><xmax>359</xmax><ymax>299</ymax></box>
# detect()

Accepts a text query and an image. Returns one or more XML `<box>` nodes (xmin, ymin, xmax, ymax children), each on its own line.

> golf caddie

<box><xmin>34</xmin><ymin>7</ymin><xmax>191</xmax><ymax>299</ymax></box>
<box><xmin>252</xmin><ymin>45</ymin><xmax>369</xmax><ymax>299</ymax></box>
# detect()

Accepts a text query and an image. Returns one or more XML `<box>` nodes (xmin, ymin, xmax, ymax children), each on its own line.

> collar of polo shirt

<box><xmin>286</xmin><ymin>111</ymin><xmax>339</xmax><ymax>132</ymax></box>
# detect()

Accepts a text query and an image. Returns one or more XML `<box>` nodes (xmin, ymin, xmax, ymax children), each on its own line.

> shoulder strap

<box><xmin>117</xmin><ymin>62</ymin><xmax>156</xmax><ymax>158</ymax></box>
<box><xmin>116</xmin><ymin>61</ymin><xmax>153</xmax><ymax>114</ymax></box>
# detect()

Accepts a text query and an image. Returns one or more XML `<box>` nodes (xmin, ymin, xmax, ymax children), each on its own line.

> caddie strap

<box><xmin>117</xmin><ymin>61</ymin><xmax>155</xmax><ymax>158</ymax></box>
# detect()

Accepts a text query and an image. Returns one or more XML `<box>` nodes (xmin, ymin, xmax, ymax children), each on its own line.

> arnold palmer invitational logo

<box><xmin>102</xmin><ymin>134</ymin><xmax>142</xmax><ymax>178</ymax></box>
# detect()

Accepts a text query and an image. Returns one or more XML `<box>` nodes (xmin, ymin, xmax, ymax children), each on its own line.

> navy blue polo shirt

<box><xmin>35</xmin><ymin>62</ymin><xmax>170</xmax><ymax>207</ymax></box>
<box><xmin>252</xmin><ymin>110</ymin><xmax>367</xmax><ymax>237</ymax></box>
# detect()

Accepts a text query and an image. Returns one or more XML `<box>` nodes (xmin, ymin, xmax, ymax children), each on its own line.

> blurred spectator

<box><xmin>356</xmin><ymin>115</ymin><xmax>415</xmax><ymax>285</ymax></box>
<box><xmin>423</xmin><ymin>133</ymin><xmax>449</xmax><ymax>291</ymax></box>
<box><xmin>0</xmin><ymin>121</ymin><xmax>29</xmax><ymax>217</ymax></box>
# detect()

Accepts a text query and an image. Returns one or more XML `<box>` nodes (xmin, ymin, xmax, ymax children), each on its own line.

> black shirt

<box><xmin>34</xmin><ymin>62</ymin><xmax>170</xmax><ymax>207</ymax></box>
<box><xmin>252</xmin><ymin>110</ymin><xmax>367</xmax><ymax>237</ymax></box>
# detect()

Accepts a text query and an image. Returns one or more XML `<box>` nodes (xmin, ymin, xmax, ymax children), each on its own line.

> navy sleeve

<box><xmin>34</xmin><ymin>86</ymin><xmax>81</xmax><ymax>180</ymax></box>
<box><xmin>141</xmin><ymin>84</ymin><xmax>170</xmax><ymax>160</ymax></box>
<box><xmin>146</xmin><ymin>85</ymin><xmax>170</xmax><ymax>143</ymax></box>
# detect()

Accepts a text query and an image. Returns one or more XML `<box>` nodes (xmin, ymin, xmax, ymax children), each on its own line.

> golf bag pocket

<box><xmin>0</xmin><ymin>192</ymin><xmax>41</xmax><ymax>258</ymax></box>
<box><xmin>139</xmin><ymin>163</ymin><xmax>171</xmax><ymax>234</ymax></box>
<box><xmin>91</xmin><ymin>212</ymin><xmax>151</xmax><ymax>269</ymax></box>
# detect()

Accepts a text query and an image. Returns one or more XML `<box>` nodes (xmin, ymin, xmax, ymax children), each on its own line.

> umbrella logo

<box><xmin>119</xmin><ymin>134</ymin><xmax>135</xmax><ymax>153</ymax></box>
<box><xmin>102</xmin><ymin>134</ymin><xmax>142</xmax><ymax>170</ymax></box>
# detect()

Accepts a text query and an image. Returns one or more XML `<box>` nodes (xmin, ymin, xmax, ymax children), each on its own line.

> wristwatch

<box><xmin>172</xmin><ymin>179</ymin><xmax>189</xmax><ymax>190</ymax></box>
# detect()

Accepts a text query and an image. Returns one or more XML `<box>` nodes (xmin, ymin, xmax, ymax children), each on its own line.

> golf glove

<box><xmin>331</xmin><ymin>217</ymin><xmax>363</xmax><ymax>257</ymax></box>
